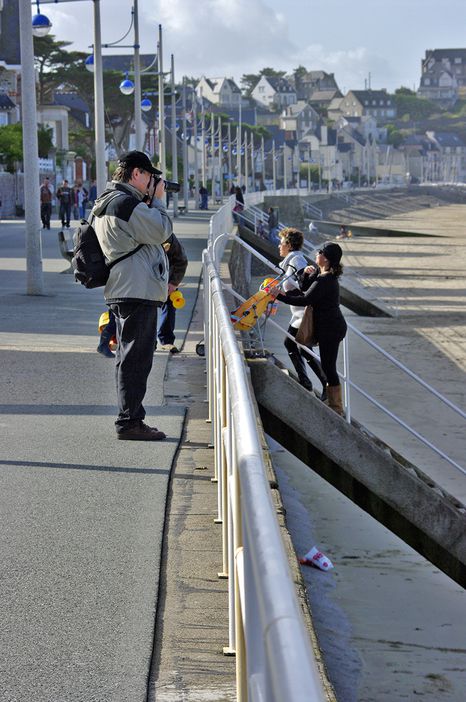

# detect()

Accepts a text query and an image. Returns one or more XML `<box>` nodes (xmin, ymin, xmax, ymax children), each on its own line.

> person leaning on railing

<box><xmin>270</xmin><ymin>242</ymin><xmax>347</xmax><ymax>414</ymax></box>
<box><xmin>277</xmin><ymin>227</ymin><xmax>327</xmax><ymax>400</ymax></box>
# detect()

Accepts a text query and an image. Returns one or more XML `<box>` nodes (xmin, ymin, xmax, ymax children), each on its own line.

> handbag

<box><xmin>295</xmin><ymin>306</ymin><xmax>317</xmax><ymax>347</ymax></box>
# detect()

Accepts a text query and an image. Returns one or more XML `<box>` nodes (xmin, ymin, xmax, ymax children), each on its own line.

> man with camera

<box><xmin>92</xmin><ymin>150</ymin><xmax>178</xmax><ymax>441</ymax></box>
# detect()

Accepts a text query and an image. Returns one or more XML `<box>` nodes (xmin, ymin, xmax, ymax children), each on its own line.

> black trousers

<box><xmin>41</xmin><ymin>202</ymin><xmax>52</xmax><ymax>228</ymax></box>
<box><xmin>284</xmin><ymin>325</ymin><xmax>327</xmax><ymax>389</ymax></box>
<box><xmin>109</xmin><ymin>301</ymin><xmax>158</xmax><ymax>432</ymax></box>
<box><xmin>318</xmin><ymin>331</ymin><xmax>346</xmax><ymax>386</ymax></box>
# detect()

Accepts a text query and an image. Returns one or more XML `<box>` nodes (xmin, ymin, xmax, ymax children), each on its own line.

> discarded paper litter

<box><xmin>299</xmin><ymin>546</ymin><xmax>334</xmax><ymax>571</ymax></box>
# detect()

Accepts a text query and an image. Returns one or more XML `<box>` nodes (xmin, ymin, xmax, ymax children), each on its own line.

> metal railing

<box><xmin>302</xmin><ymin>201</ymin><xmax>324</xmax><ymax>219</ymax></box>
<box><xmin>215</xmin><ymin>212</ymin><xmax>466</xmax><ymax>479</ymax></box>
<box><xmin>204</xmin><ymin>211</ymin><xmax>328</xmax><ymax>701</ymax></box>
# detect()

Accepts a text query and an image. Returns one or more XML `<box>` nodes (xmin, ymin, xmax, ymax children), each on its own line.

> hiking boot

<box><xmin>117</xmin><ymin>421</ymin><xmax>166</xmax><ymax>441</ymax></box>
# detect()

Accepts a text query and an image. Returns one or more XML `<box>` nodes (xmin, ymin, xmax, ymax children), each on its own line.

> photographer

<box><xmin>92</xmin><ymin>150</ymin><xmax>175</xmax><ymax>441</ymax></box>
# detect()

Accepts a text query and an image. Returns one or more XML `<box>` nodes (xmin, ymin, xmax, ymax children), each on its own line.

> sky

<box><xmin>37</xmin><ymin>0</ymin><xmax>466</xmax><ymax>94</ymax></box>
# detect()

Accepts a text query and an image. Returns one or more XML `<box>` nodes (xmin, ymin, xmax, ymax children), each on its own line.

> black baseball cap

<box><xmin>321</xmin><ymin>242</ymin><xmax>343</xmax><ymax>265</ymax></box>
<box><xmin>118</xmin><ymin>150</ymin><xmax>162</xmax><ymax>175</ymax></box>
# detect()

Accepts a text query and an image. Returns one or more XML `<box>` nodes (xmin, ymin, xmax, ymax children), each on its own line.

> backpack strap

<box><xmin>91</xmin><ymin>191</ymin><xmax>144</xmax><ymax>268</ymax></box>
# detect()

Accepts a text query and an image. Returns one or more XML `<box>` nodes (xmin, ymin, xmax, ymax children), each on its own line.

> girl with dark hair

<box><xmin>277</xmin><ymin>228</ymin><xmax>327</xmax><ymax>399</ymax></box>
<box><xmin>271</xmin><ymin>241</ymin><xmax>347</xmax><ymax>414</ymax></box>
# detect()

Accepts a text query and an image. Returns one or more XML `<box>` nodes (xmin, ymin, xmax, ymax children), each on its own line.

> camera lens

<box><xmin>164</xmin><ymin>180</ymin><xmax>181</xmax><ymax>193</ymax></box>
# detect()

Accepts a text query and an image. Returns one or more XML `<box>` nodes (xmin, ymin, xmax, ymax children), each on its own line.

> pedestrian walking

<box><xmin>40</xmin><ymin>177</ymin><xmax>53</xmax><ymax>229</ymax></box>
<box><xmin>56</xmin><ymin>179</ymin><xmax>72</xmax><ymax>228</ymax></box>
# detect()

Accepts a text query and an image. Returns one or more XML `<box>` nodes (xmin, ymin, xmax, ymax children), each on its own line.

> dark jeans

<box><xmin>318</xmin><ymin>330</ymin><xmax>346</xmax><ymax>386</ymax></box>
<box><xmin>109</xmin><ymin>301</ymin><xmax>158</xmax><ymax>432</ymax></box>
<box><xmin>157</xmin><ymin>298</ymin><xmax>175</xmax><ymax>345</ymax></box>
<box><xmin>59</xmin><ymin>202</ymin><xmax>71</xmax><ymax>227</ymax></box>
<box><xmin>41</xmin><ymin>202</ymin><xmax>52</xmax><ymax>228</ymax></box>
<box><xmin>285</xmin><ymin>325</ymin><xmax>327</xmax><ymax>389</ymax></box>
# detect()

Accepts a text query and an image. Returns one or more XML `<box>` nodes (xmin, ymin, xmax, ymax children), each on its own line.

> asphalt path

<box><xmin>0</xmin><ymin>214</ymin><xmax>206</xmax><ymax>701</ymax></box>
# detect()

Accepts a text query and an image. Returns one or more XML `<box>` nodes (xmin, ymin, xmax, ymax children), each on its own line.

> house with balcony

<box><xmin>251</xmin><ymin>75</ymin><xmax>297</xmax><ymax>110</ymax></box>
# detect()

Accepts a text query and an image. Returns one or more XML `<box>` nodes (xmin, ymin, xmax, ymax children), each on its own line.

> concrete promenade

<box><xmin>0</xmin><ymin>211</ymin><xmax>236</xmax><ymax>702</ymax></box>
<box><xmin>262</xmin><ymin>201</ymin><xmax>466</xmax><ymax>505</ymax></box>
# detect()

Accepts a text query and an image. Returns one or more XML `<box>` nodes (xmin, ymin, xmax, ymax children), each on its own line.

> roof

<box><xmin>434</xmin><ymin>132</ymin><xmax>465</xmax><ymax>147</ymax></box>
<box><xmin>0</xmin><ymin>93</ymin><xmax>15</xmax><ymax>110</ymax></box>
<box><xmin>54</xmin><ymin>92</ymin><xmax>90</xmax><ymax>126</ymax></box>
<box><xmin>283</xmin><ymin>100</ymin><xmax>314</xmax><ymax>117</ymax></box>
<box><xmin>309</xmin><ymin>89</ymin><xmax>342</xmax><ymax>102</ymax></box>
<box><xmin>424</xmin><ymin>49</ymin><xmax>466</xmax><ymax>60</ymax></box>
<box><xmin>350</xmin><ymin>90</ymin><xmax>393</xmax><ymax>103</ymax></box>
<box><xmin>264</xmin><ymin>76</ymin><xmax>296</xmax><ymax>94</ymax></box>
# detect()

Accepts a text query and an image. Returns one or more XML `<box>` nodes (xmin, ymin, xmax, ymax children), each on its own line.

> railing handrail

<box><xmin>203</xmin><ymin>240</ymin><xmax>327</xmax><ymax>700</ymax></box>
<box><xmin>302</xmin><ymin>201</ymin><xmax>324</xmax><ymax>219</ymax></box>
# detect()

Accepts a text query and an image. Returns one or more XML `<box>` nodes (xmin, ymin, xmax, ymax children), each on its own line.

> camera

<box><xmin>163</xmin><ymin>180</ymin><xmax>181</xmax><ymax>194</ymax></box>
<box><xmin>153</xmin><ymin>175</ymin><xmax>180</xmax><ymax>193</ymax></box>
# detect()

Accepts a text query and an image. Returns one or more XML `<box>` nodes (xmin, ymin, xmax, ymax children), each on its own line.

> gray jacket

<box><xmin>92</xmin><ymin>181</ymin><xmax>173</xmax><ymax>303</ymax></box>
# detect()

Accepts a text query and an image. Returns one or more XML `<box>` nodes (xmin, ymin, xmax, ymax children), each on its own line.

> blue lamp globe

<box><xmin>141</xmin><ymin>98</ymin><xmax>152</xmax><ymax>112</ymax></box>
<box><xmin>119</xmin><ymin>75</ymin><xmax>135</xmax><ymax>96</ymax></box>
<box><xmin>32</xmin><ymin>12</ymin><xmax>52</xmax><ymax>37</ymax></box>
<box><xmin>85</xmin><ymin>55</ymin><xmax>94</xmax><ymax>73</ymax></box>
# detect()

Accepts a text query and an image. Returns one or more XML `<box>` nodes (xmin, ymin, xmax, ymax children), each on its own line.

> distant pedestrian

<box><xmin>40</xmin><ymin>177</ymin><xmax>53</xmax><ymax>229</ymax></box>
<box><xmin>75</xmin><ymin>181</ymin><xmax>88</xmax><ymax>219</ymax></box>
<box><xmin>232</xmin><ymin>185</ymin><xmax>244</xmax><ymax>223</ymax></box>
<box><xmin>56</xmin><ymin>179</ymin><xmax>72</xmax><ymax>228</ymax></box>
<box><xmin>267</xmin><ymin>206</ymin><xmax>279</xmax><ymax>244</ymax></box>
<box><xmin>199</xmin><ymin>184</ymin><xmax>208</xmax><ymax>210</ymax></box>
<box><xmin>88</xmin><ymin>180</ymin><xmax>97</xmax><ymax>207</ymax></box>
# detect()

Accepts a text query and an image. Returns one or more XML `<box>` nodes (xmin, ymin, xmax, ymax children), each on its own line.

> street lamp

<box><xmin>19</xmin><ymin>0</ymin><xmax>51</xmax><ymax>294</ymax></box>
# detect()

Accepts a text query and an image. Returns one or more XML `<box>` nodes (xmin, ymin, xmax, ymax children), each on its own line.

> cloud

<box><xmin>145</xmin><ymin>0</ymin><xmax>296</xmax><ymax>80</ymax></box>
<box><xmin>41</xmin><ymin>0</ymin><xmax>403</xmax><ymax>92</ymax></box>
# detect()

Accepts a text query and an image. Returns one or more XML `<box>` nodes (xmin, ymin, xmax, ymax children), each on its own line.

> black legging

<box><xmin>284</xmin><ymin>326</ymin><xmax>327</xmax><ymax>389</ymax></box>
<box><xmin>318</xmin><ymin>331</ymin><xmax>345</xmax><ymax>386</ymax></box>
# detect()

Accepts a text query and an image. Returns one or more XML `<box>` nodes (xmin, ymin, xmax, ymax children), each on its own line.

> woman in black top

<box><xmin>272</xmin><ymin>241</ymin><xmax>347</xmax><ymax>414</ymax></box>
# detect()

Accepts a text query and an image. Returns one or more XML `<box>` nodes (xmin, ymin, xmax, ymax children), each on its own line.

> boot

<box><xmin>288</xmin><ymin>350</ymin><xmax>313</xmax><ymax>391</ymax></box>
<box><xmin>325</xmin><ymin>385</ymin><xmax>344</xmax><ymax>416</ymax></box>
<box><xmin>97</xmin><ymin>325</ymin><xmax>115</xmax><ymax>358</ymax></box>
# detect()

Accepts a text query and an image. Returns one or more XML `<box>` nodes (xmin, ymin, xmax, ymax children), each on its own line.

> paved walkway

<box><xmin>0</xmin><ymin>212</ymin><xmax>235</xmax><ymax>701</ymax></box>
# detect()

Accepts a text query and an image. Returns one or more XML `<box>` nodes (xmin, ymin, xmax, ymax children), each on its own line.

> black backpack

<box><xmin>71</xmin><ymin>193</ymin><xmax>142</xmax><ymax>289</ymax></box>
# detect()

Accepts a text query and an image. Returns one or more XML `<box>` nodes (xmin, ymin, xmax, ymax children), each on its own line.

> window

<box><xmin>455</xmin><ymin>57</ymin><xmax>462</xmax><ymax>64</ymax></box>
<box><xmin>424</xmin><ymin>78</ymin><xmax>431</xmax><ymax>86</ymax></box>
<box><xmin>0</xmin><ymin>113</ymin><xmax>8</xmax><ymax>126</ymax></box>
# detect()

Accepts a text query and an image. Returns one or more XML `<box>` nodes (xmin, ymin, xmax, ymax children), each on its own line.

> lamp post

<box><xmin>157</xmin><ymin>24</ymin><xmax>166</xmax><ymax>174</ymax></box>
<box><xmin>20</xmin><ymin>0</ymin><xmax>48</xmax><ymax>294</ymax></box>
<box><xmin>42</xmin><ymin>0</ymin><xmax>107</xmax><ymax>195</ymax></box>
